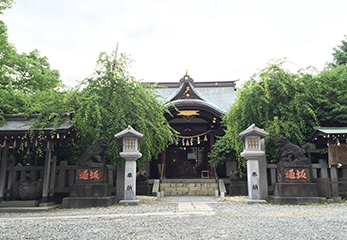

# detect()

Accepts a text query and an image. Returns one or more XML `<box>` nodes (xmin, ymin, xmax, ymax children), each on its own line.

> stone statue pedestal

<box><xmin>269</xmin><ymin>164</ymin><xmax>326</xmax><ymax>204</ymax></box>
<box><xmin>62</xmin><ymin>164</ymin><xmax>116</xmax><ymax>208</ymax></box>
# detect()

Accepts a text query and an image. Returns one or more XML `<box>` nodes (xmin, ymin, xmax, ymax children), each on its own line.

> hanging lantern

<box><xmin>190</xmin><ymin>138</ymin><xmax>193</xmax><ymax>146</ymax></box>
<box><xmin>182</xmin><ymin>138</ymin><xmax>185</xmax><ymax>146</ymax></box>
<box><xmin>204</xmin><ymin>135</ymin><xmax>208</xmax><ymax>141</ymax></box>
<box><xmin>197</xmin><ymin>136</ymin><xmax>200</xmax><ymax>144</ymax></box>
<box><xmin>186</xmin><ymin>139</ymin><xmax>190</xmax><ymax>146</ymax></box>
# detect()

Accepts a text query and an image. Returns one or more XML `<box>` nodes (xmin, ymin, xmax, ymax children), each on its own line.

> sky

<box><xmin>2</xmin><ymin>0</ymin><xmax>347</xmax><ymax>88</ymax></box>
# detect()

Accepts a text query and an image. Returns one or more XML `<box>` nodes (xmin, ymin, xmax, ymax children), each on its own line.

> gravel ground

<box><xmin>1</xmin><ymin>198</ymin><xmax>347</xmax><ymax>240</ymax></box>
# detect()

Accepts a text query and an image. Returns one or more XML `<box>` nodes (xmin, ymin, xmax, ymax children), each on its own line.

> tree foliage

<box><xmin>305</xmin><ymin>64</ymin><xmax>347</xmax><ymax>127</ymax></box>
<box><xmin>71</xmin><ymin>51</ymin><xmax>175</xmax><ymax>166</ymax></box>
<box><xmin>332</xmin><ymin>35</ymin><xmax>347</xmax><ymax>66</ymax></box>
<box><xmin>0</xmin><ymin>0</ymin><xmax>13</xmax><ymax>15</ymax></box>
<box><xmin>0</xmin><ymin>19</ymin><xmax>66</xmax><ymax>126</ymax></box>
<box><xmin>212</xmin><ymin>59</ymin><xmax>319</xmax><ymax>170</ymax></box>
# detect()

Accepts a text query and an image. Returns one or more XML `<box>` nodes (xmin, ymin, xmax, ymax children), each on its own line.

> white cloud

<box><xmin>2</xmin><ymin>0</ymin><xmax>347</xmax><ymax>87</ymax></box>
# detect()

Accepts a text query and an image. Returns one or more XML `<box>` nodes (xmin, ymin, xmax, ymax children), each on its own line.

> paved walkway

<box><xmin>162</xmin><ymin>195</ymin><xmax>218</xmax><ymax>203</ymax></box>
<box><xmin>162</xmin><ymin>196</ymin><xmax>217</xmax><ymax>212</ymax></box>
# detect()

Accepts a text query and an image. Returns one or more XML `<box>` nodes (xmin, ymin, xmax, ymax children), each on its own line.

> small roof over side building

<box><xmin>0</xmin><ymin>113</ymin><xmax>75</xmax><ymax>144</ymax></box>
<box><xmin>311</xmin><ymin>127</ymin><xmax>347</xmax><ymax>140</ymax></box>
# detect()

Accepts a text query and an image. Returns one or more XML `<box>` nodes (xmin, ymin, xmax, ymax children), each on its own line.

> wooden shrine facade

<box><xmin>0</xmin><ymin>113</ymin><xmax>75</xmax><ymax>203</ymax></box>
<box><xmin>146</xmin><ymin>72</ymin><xmax>238</xmax><ymax>179</ymax></box>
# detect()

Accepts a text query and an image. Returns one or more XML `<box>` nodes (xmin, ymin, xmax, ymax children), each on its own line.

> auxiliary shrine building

<box><xmin>147</xmin><ymin>72</ymin><xmax>238</xmax><ymax>179</ymax></box>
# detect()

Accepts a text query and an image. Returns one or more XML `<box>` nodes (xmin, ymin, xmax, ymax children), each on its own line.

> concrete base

<box><xmin>0</xmin><ymin>205</ymin><xmax>60</xmax><ymax>213</ymax></box>
<box><xmin>137</xmin><ymin>183</ymin><xmax>150</xmax><ymax>195</ymax></box>
<box><xmin>274</xmin><ymin>183</ymin><xmax>319</xmax><ymax>197</ymax></box>
<box><xmin>243</xmin><ymin>199</ymin><xmax>267</xmax><ymax>204</ymax></box>
<box><xmin>0</xmin><ymin>200</ymin><xmax>39</xmax><ymax>207</ymax></box>
<box><xmin>39</xmin><ymin>202</ymin><xmax>56</xmax><ymax>207</ymax></box>
<box><xmin>119</xmin><ymin>199</ymin><xmax>140</xmax><ymax>206</ymax></box>
<box><xmin>69</xmin><ymin>183</ymin><xmax>112</xmax><ymax>197</ymax></box>
<box><xmin>268</xmin><ymin>196</ymin><xmax>327</xmax><ymax>205</ymax></box>
<box><xmin>229</xmin><ymin>181</ymin><xmax>248</xmax><ymax>196</ymax></box>
<box><xmin>61</xmin><ymin>196</ymin><xmax>116</xmax><ymax>208</ymax></box>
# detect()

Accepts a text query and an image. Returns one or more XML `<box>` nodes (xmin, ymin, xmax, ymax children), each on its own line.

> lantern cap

<box><xmin>235</xmin><ymin>123</ymin><xmax>269</xmax><ymax>140</ymax></box>
<box><xmin>114</xmin><ymin>125</ymin><xmax>147</xmax><ymax>141</ymax></box>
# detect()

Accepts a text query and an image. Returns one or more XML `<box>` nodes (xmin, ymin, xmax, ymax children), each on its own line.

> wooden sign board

<box><xmin>328</xmin><ymin>140</ymin><xmax>347</xmax><ymax>165</ymax></box>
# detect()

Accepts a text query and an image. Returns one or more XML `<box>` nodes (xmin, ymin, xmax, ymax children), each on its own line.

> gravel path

<box><xmin>1</xmin><ymin>199</ymin><xmax>347</xmax><ymax>240</ymax></box>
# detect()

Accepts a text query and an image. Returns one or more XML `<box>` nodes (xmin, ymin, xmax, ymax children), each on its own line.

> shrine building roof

<box><xmin>145</xmin><ymin>72</ymin><xmax>238</xmax><ymax>114</ymax></box>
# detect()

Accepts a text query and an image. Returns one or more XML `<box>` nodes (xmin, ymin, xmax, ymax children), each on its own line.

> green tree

<box><xmin>0</xmin><ymin>0</ymin><xmax>13</xmax><ymax>14</ymax></box>
<box><xmin>0</xmin><ymin>19</ymin><xmax>63</xmax><ymax>118</ymax></box>
<box><xmin>71</xmin><ymin>51</ymin><xmax>175</xmax><ymax>166</ymax></box>
<box><xmin>332</xmin><ymin>35</ymin><xmax>347</xmax><ymax>66</ymax></box>
<box><xmin>333</xmin><ymin>35</ymin><xmax>347</xmax><ymax>66</ymax></box>
<box><xmin>306</xmin><ymin>64</ymin><xmax>347</xmax><ymax>127</ymax></box>
<box><xmin>211</xmin><ymin>59</ymin><xmax>319</xmax><ymax>171</ymax></box>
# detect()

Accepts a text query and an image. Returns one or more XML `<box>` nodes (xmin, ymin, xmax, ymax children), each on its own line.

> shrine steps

<box><xmin>159</xmin><ymin>179</ymin><xmax>218</xmax><ymax>196</ymax></box>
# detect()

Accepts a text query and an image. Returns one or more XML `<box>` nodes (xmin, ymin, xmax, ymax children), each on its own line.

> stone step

<box><xmin>165</xmin><ymin>190</ymin><xmax>215</xmax><ymax>196</ymax></box>
<box><xmin>161</xmin><ymin>179</ymin><xmax>216</xmax><ymax>183</ymax></box>
<box><xmin>160</xmin><ymin>180</ymin><xmax>219</xmax><ymax>196</ymax></box>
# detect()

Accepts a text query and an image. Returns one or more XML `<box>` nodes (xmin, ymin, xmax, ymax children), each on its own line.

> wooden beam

<box><xmin>6</xmin><ymin>156</ymin><xmax>15</xmax><ymax>200</ymax></box>
<box><xmin>0</xmin><ymin>146</ymin><xmax>9</xmax><ymax>202</ymax></box>
<box><xmin>49</xmin><ymin>156</ymin><xmax>57</xmax><ymax>196</ymax></box>
<box><xmin>42</xmin><ymin>141</ymin><xmax>52</xmax><ymax>202</ymax></box>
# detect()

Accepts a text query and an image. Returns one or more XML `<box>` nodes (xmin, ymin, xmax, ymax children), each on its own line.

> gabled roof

<box><xmin>311</xmin><ymin>127</ymin><xmax>347</xmax><ymax>140</ymax></box>
<box><xmin>147</xmin><ymin>72</ymin><xmax>238</xmax><ymax>114</ymax></box>
<box><xmin>235</xmin><ymin>123</ymin><xmax>269</xmax><ymax>139</ymax></box>
<box><xmin>0</xmin><ymin>113</ymin><xmax>75</xmax><ymax>142</ymax></box>
<box><xmin>114</xmin><ymin>125</ymin><xmax>147</xmax><ymax>140</ymax></box>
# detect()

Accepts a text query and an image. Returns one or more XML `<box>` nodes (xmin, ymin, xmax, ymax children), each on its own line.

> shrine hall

<box><xmin>146</xmin><ymin>72</ymin><xmax>238</xmax><ymax>179</ymax></box>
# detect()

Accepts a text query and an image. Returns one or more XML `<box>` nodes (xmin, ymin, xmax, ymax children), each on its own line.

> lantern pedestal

<box><xmin>242</xmin><ymin>153</ymin><xmax>267</xmax><ymax>204</ymax></box>
<box><xmin>235</xmin><ymin>124</ymin><xmax>270</xmax><ymax>204</ymax></box>
<box><xmin>119</xmin><ymin>153</ymin><xmax>141</xmax><ymax>206</ymax></box>
<box><xmin>114</xmin><ymin>126</ymin><xmax>147</xmax><ymax>206</ymax></box>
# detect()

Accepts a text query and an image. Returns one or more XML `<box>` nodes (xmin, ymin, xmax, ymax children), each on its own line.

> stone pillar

<box><xmin>259</xmin><ymin>139</ymin><xmax>268</xmax><ymax>200</ymax></box>
<box><xmin>118</xmin><ymin>151</ymin><xmax>142</xmax><ymax>205</ymax></box>
<box><xmin>331</xmin><ymin>165</ymin><xmax>339</xmax><ymax>199</ymax></box>
<box><xmin>124</xmin><ymin>159</ymin><xmax>137</xmax><ymax>200</ymax></box>
<box><xmin>116</xmin><ymin>159</ymin><xmax>125</xmax><ymax>201</ymax></box>
<box><xmin>247</xmin><ymin>160</ymin><xmax>261</xmax><ymax>200</ymax></box>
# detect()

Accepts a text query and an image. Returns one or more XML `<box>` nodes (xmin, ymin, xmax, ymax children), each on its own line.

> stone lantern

<box><xmin>114</xmin><ymin>126</ymin><xmax>147</xmax><ymax>205</ymax></box>
<box><xmin>235</xmin><ymin>124</ymin><xmax>269</xmax><ymax>204</ymax></box>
